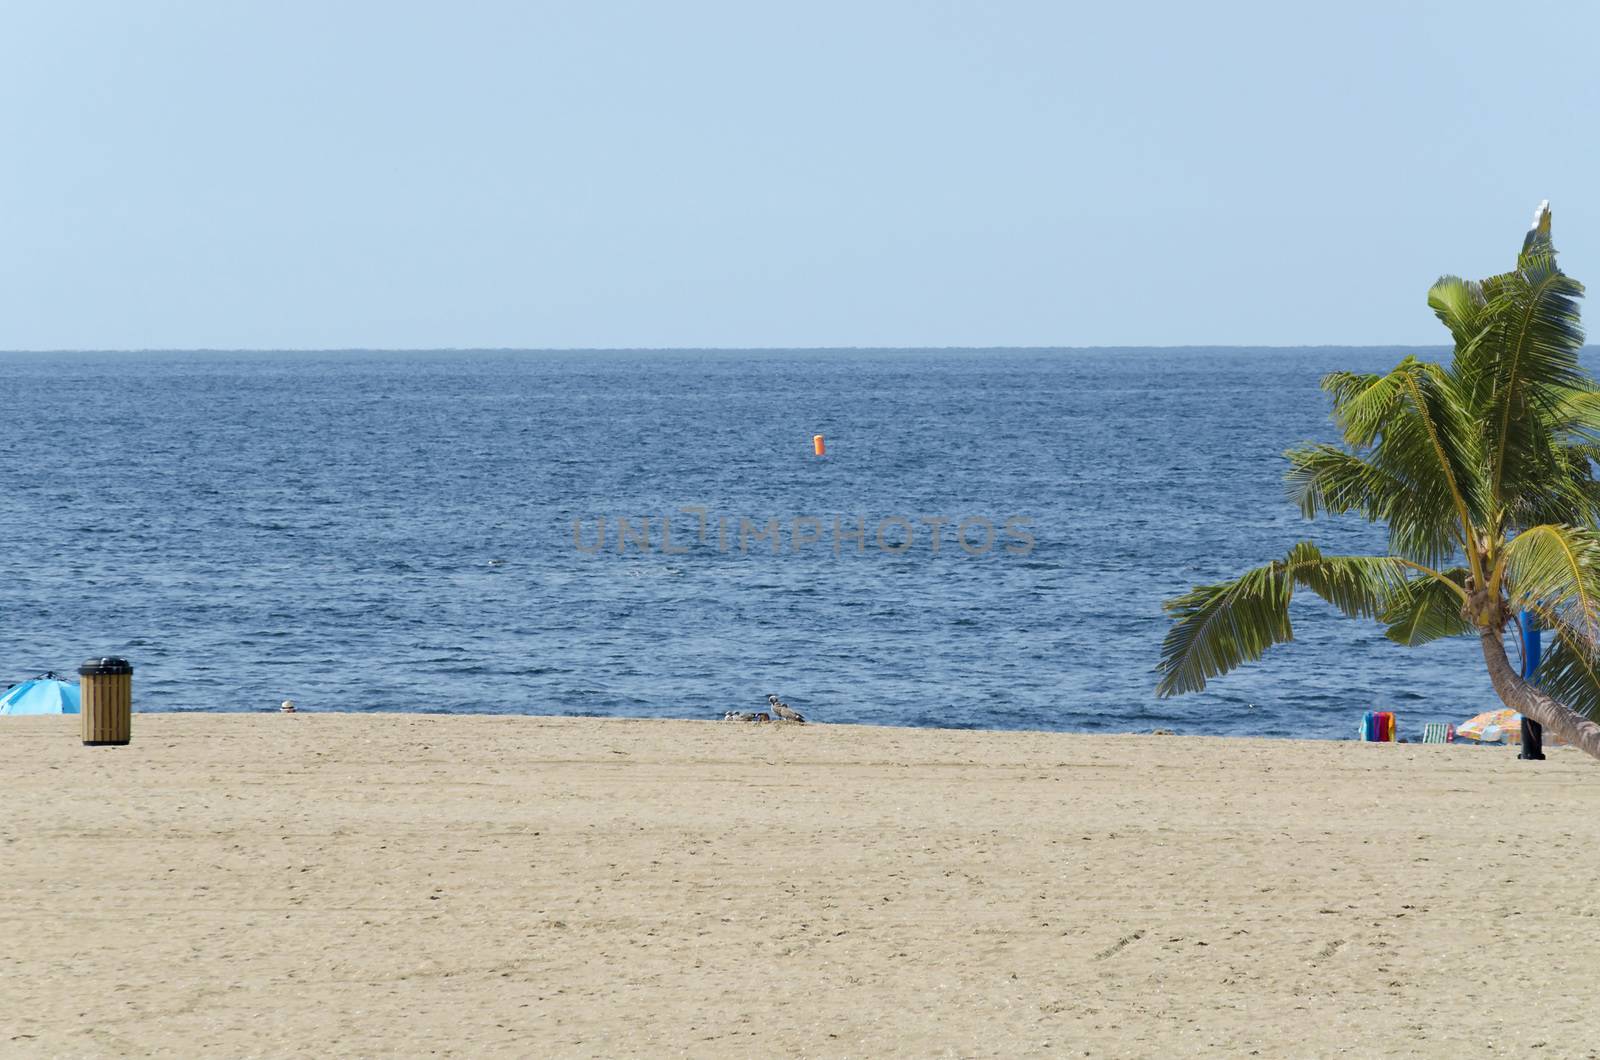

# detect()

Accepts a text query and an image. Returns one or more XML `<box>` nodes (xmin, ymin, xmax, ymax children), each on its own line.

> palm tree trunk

<box><xmin>1478</xmin><ymin>627</ymin><xmax>1600</xmax><ymax>761</ymax></box>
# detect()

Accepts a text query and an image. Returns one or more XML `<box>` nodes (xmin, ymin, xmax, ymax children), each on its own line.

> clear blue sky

<box><xmin>2</xmin><ymin>1</ymin><xmax>1597</xmax><ymax>349</ymax></box>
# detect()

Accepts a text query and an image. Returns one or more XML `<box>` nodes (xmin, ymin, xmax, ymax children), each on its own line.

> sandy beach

<box><xmin>3</xmin><ymin>714</ymin><xmax>1598</xmax><ymax>1057</ymax></box>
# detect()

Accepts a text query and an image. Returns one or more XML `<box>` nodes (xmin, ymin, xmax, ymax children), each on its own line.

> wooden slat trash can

<box><xmin>79</xmin><ymin>656</ymin><xmax>133</xmax><ymax>746</ymax></box>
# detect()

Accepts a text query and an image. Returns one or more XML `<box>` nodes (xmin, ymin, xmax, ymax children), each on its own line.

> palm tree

<box><xmin>1156</xmin><ymin>202</ymin><xmax>1600</xmax><ymax>761</ymax></box>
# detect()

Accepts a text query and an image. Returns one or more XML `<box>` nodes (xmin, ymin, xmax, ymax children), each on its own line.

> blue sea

<box><xmin>0</xmin><ymin>347</ymin><xmax>1501</xmax><ymax>737</ymax></box>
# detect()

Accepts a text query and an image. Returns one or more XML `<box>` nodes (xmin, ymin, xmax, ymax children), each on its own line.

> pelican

<box><xmin>1523</xmin><ymin>199</ymin><xmax>1552</xmax><ymax>255</ymax></box>
<box><xmin>767</xmin><ymin>694</ymin><xmax>805</xmax><ymax>723</ymax></box>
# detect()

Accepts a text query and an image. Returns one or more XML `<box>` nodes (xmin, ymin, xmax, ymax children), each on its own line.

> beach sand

<box><xmin>3</xmin><ymin>714</ymin><xmax>1598</xmax><ymax>1057</ymax></box>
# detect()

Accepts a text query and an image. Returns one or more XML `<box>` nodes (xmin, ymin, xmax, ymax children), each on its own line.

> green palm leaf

<box><xmin>1380</xmin><ymin>568</ymin><xmax>1472</xmax><ymax>646</ymax></box>
<box><xmin>1551</xmin><ymin>388</ymin><xmax>1600</xmax><ymax>442</ymax></box>
<box><xmin>1157</xmin><ymin>544</ymin><xmax>1410</xmax><ymax>696</ymax></box>
<box><xmin>1518</xmin><ymin>441</ymin><xmax>1600</xmax><ymax>528</ymax></box>
<box><xmin>1312</xmin><ymin>359</ymin><xmax>1489</xmax><ymax>559</ymax></box>
<box><xmin>1286</xmin><ymin>443</ymin><xmax>1458</xmax><ymax>567</ymax></box>
<box><xmin>1427</xmin><ymin>275</ymin><xmax>1489</xmax><ymax>350</ymax></box>
<box><xmin>1501</xmin><ymin>524</ymin><xmax>1600</xmax><ymax>646</ymax></box>
<box><xmin>1456</xmin><ymin>253</ymin><xmax>1587</xmax><ymax>514</ymax></box>
<box><xmin>1322</xmin><ymin>365</ymin><xmax>1410</xmax><ymax>449</ymax></box>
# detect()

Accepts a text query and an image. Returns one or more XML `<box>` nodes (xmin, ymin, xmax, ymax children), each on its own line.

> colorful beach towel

<box><xmin>1360</xmin><ymin>710</ymin><xmax>1397</xmax><ymax>742</ymax></box>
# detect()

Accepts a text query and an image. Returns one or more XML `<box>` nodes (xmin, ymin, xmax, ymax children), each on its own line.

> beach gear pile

<box><xmin>1357</xmin><ymin>708</ymin><xmax>1564</xmax><ymax>746</ymax></box>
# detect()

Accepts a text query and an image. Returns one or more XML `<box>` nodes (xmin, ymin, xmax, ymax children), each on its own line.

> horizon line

<box><xmin>0</xmin><ymin>343</ymin><xmax>1478</xmax><ymax>355</ymax></box>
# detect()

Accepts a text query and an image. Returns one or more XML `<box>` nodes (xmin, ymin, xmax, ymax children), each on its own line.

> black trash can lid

<box><xmin>79</xmin><ymin>657</ymin><xmax>133</xmax><ymax>676</ymax></box>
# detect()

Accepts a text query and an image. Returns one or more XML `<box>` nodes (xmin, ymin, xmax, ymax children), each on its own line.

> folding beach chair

<box><xmin>1421</xmin><ymin>722</ymin><xmax>1451</xmax><ymax>744</ymax></box>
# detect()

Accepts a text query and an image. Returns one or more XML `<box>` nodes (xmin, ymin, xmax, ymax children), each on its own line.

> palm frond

<box><xmin>1427</xmin><ymin>275</ymin><xmax>1489</xmax><ymax>350</ymax></box>
<box><xmin>1157</xmin><ymin>544</ymin><xmax>1411</xmax><ymax>696</ymax></box>
<box><xmin>1379</xmin><ymin>567</ymin><xmax>1472</xmax><ymax>645</ymax></box>
<box><xmin>1291</xmin><ymin>544</ymin><xmax>1414</xmax><ymax>618</ymax></box>
<box><xmin>1514</xmin><ymin>441</ymin><xmax>1600</xmax><ymax>528</ymax></box>
<box><xmin>1286</xmin><ymin>444</ymin><xmax>1404</xmax><ymax>518</ymax></box>
<box><xmin>1454</xmin><ymin>252</ymin><xmax>1587</xmax><ymax>512</ymax></box>
<box><xmin>1322</xmin><ymin>365</ymin><xmax>1410</xmax><ymax>448</ymax></box>
<box><xmin>1285</xmin><ymin>443</ymin><xmax>1459</xmax><ymax>567</ymax></box>
<box><xmin>1391</xmin><ymin>359</ymin><xmax>1489</xmax><ymax>528</ymax></box>
<box><xmin>1553</xmin><ymin>441</ymin><xmax>1600</xmax><ymax>527</ymax></box>
<box><xmin>1501</xmin><ymin>524</ymin><xmax>1600</xmax><ymax>647</ymax></box>
<box><xmin>1550</xmin><ymin>388</ymin><xmax>1600</xmax><ymax>444</ymax></box>
<box><xmin>1320</xmin><ymin>358</ymin><xmax>1488</xmax><ymax>544</ymax></box>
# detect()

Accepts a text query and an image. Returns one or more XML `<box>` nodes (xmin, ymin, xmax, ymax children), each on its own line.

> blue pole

<box><xmin>1519</xmin><ymin>610</ymin><xmax>1546</xmax><ymax>760</ymax></box>
<box><xmin>1519</xmin><ymin>610</ymin><xmax>1541</xmax><ymax>679</ymax></box>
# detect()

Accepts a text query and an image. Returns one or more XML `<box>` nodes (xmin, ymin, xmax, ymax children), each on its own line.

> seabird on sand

<box><xmin>767</xmin><ymin>694</ymin><xmax>805</xmax><ymax>723</ymax></box>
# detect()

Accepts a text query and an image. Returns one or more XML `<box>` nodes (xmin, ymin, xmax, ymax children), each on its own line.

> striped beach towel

<box><xmin>1360</xmin><ymin>711</ymin><xmax>1397</xmax><ymax>741</ymax></box>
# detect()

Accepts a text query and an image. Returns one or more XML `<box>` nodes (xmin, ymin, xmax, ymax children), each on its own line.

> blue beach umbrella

<box><xmin>0</xmin><ymin>675</ymin><xmax>81</xmax><ymax>715</ymax></box>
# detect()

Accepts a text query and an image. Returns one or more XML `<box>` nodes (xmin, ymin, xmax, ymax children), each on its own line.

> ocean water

<box><xmin>0</xmin><ymin>347</ymin><xmax>1503</xmax><ymax>737</ymax></box>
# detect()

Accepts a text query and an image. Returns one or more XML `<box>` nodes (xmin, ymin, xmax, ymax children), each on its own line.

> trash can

<box><xmin>79</xmin><ymin>656</ymin><xmax>133</xmax><ymax>746</ymax></box>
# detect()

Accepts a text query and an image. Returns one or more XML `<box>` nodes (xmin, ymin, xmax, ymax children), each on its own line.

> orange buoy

<box><xmin>813</xmin><ymin>434</ymin><xmax>826</xmax><ymax>456</ymax></box>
